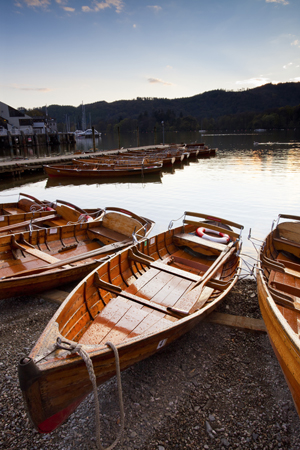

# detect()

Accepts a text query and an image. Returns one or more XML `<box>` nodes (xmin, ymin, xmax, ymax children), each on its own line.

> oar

<box><xmin>56</xmin><ymin>199</ymin><xmax>89</xmax><ymax>215</ymax></box>
<box><xmin>1</xmin><ymin>240</ymin><xmax>131</xmax><ymax>280</ymax></box>
<box><xmin>0</xmin><ymin>214</ymin><xmax>60</xmax><ymax>234</ymax></box>
<box><xmin>186</xmin><ymin>244</ymin><xmax>239</xmax><ymax>313</ymax></box>
<box><xmin>19</xmin><ymin>192</ymin><xmax>46</xmax><ymax>206</ymax></box>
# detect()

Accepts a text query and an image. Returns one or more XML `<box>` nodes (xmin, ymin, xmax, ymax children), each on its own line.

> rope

<box><xmin>56</xmin><ymin>339</ymin><xmax>125</xmax><ymax>450</ymax></box>
<box><xmin>168</xmin><ymin>212</ymin><xmax>185</xmax><ymax>230</ymax></box>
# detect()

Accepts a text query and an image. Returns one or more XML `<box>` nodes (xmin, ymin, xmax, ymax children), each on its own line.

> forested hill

<box><xmin>32</xmin><ymin>82</ymin><xmax>300</xmax><ymax>132</ymax></box>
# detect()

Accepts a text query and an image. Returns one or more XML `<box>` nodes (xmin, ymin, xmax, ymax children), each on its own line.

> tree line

<box><xmin>25</xmin><ymin>82</ymin><xmax>300</xmax><ymax>133</ymax></box>
<box><xmin>26</xmin><ymin>103</ymin><xmax>300</xmax><ymax>133</ymax></box>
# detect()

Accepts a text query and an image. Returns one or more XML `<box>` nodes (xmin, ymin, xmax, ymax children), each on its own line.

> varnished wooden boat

<box><xmin>0</xmin><ymin>193</ymin><xmax>56</xmax><ymax>230</ymax></box>
<box><xmin>44</xmin><ymin>162</ymin><xmax>163</xmax><ymax>178</ymax></box>
<box><xmin>19</xmin><ymin>211</ymin><xmax>243</xmax><ymax>433</ymax></box>
<box><xmin>124</xmin><ymin>147</ymin><xmax>187</xmax><ymax>163</ymax></box>
<box><xmin>75</xmin><ymin>153</ymin><xmax>175</xmax><ymax>167</ymax></box>
<box><xmin>0</xmin><ymin>207</ymin><xmax>154</xmax><ymax>300</ymax></box>
<box><xmin>0</xmin><ymin>196</ymin><xmax>104</xmax><ymax>235</ymax></box>
<box><xmin>73</xmin><ymin>157</ymin><xmax>164</xmax><ymax>169</ymax></box>
<box><xmin>256</xmin><ymin>214</ymin><xmax>300</xmax><ymax>417</ymax></box>
<box><xmin>119</xmin><ymin>150</ymin><xmax>177</xmax><ymax>166</ymax></box>
<box><xmin>184</xmin><ymin>143</ymin><xmax>216</xmax><ymax>158</ymax></box>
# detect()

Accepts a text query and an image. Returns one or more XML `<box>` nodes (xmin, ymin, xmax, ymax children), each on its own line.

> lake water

<box><xmin>1</xmin><ymin>130</ymin><xmax>300</xmax><ymax>275</ymax></box>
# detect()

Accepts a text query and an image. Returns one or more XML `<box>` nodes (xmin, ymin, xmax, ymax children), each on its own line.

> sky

<box><xmin>1</xmin><ymin>0</ymin><xmax>300</xmax><ymax>110</ymax></box>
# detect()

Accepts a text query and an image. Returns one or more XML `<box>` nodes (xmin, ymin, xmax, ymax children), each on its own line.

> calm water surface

<box><xmin>1</xmin><ymin>131</ymin><xmax>299</xmax><ymax>274</ymax></box>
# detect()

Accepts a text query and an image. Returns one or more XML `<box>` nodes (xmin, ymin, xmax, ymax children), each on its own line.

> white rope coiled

<box><xmin>58</xmin><ymin>339</ymin><xmax>125</xmax><ymax>450</ymax></box>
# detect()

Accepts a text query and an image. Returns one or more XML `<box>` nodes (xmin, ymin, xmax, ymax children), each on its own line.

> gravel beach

<box><xmin>1</xmin><ymin>279</ymin><xmax>300</xmax><ymax>450</ymax></box>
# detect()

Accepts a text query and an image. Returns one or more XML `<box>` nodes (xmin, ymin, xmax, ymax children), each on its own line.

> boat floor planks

<box><xmin>80</xmin><ymin>249</ymin><xmax>218</xmax><ymax>347</ymax></box>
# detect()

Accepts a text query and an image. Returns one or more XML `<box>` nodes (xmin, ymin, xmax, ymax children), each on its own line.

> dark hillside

<box><xmin>32</xmin><ymin>82</ymin><xmax>300</xmax><ymax>131</ymax></box>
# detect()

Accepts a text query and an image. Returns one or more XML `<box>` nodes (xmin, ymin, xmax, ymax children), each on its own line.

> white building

<box><xmin>0</xmin><ymin>101</ymin><xmax>57</xmax><ymax>135</ymax></box>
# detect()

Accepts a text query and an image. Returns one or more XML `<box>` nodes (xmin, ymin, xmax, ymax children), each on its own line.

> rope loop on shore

<box><xmin>56</xmin><ymin>338</ymin><xmax>125</xmax><ymax>450</ymax></box>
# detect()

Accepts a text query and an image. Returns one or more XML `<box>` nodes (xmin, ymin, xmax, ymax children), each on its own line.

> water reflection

<box><xmin>45</xmin><ymin>172</ymin><xmax>162</xmax><ymax>188</ymax></box>
<box><xmin>0</xmin><ymin>131</ymin><xmax>299</xmax><ymax>267</ymax></box>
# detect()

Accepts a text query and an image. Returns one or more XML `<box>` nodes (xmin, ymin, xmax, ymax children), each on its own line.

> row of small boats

<box><xmin>44</xmin><ymin>143</ymin><xmax>216</xmax><ymax>178</ymax></box>
<box><xmin>1</xmin><ymin>193</ymin><xmax>299</xmax><ymax>434</ymax></box>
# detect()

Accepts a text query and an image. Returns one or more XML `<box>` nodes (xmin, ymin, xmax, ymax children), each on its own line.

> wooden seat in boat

<box><xmin>268</xmin><ymin>252</ymin><xmax>300</xmax><ymax>303</ymax></box>
<box><xmin>173</xmin><ymin>232</ymin><xmax>227</xmax><ymax>253</ymax></box>
<box><xmin>87</xmin><ymin>211</ymin><xmax>145</xmax><ymax>243</ymax></box>
<box><xmin>87</xmin><ymin>226</ymin><xmax>129</xmax><ymax>243</ymax></box>
<box><xmin>2</xmin><ymin>207</ymin><xmax>25</xmax><ymax>215</ymax></box>
<box><xmin>273</xmin><ymin>222</ymin><xmax>300</xmax><ymax>258</ymax></box>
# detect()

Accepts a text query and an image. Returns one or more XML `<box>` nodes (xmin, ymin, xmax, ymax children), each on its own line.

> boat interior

<box><xmin>55</xmin><ymin>212</ymin><xmax>243</xmax><ymax>349</ymax></box>
<box><xmin>0</xmin><ymin>208</ymin><xmax>151</xmax><ymax>281</ymax></box>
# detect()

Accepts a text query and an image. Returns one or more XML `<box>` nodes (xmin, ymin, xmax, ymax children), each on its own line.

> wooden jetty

<box><xmin>0</xmin><ymin>145</ymin><xmax>169</xmax><ymax>178</ymax></box>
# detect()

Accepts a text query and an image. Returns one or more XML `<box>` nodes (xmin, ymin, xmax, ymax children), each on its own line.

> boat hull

<box><xmin>44</xmin><ymin>163</ymin><xmax>162</xmax><ymax>178</ymax></box>
<box><xmin>20</xmin><ymin>299</ymin><xmax>223</xmax><ymax>433</ymax></box>
<box><xmin>19</xmin><ymin>212</ymin><xmax>243</xmax><ymax>433</ymax></box>
<box><xmin>256</xmin><ymin>221</ymin><xmax>300</xmax><ymax>417</ymax></box>
<box><xmin>257</xmin><ymin>270</ymin><xmax>300</xmax><ymax>416</ymax></box>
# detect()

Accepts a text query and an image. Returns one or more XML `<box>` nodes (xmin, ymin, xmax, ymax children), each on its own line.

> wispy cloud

<box><xmin>266</xmin><ymin>0</ymin><xmax>289</xmax><ymax>5</ymax></box>
<box><xmin>291</xmin><ymin>39</ymin><xmax>300</xmax><ymax>48</ymax></box>
<box><xmin>15</xmin><ymin>0</ymin><xmax>50</xmax><ymax>7</ymax></box>
<box><xmin>63</xmin><ymin>6</ymin><xmax>75</xmax><ymax>12</ymax></box>
<box><xmin>236</xmin><ymin>77</ymin><xmax>271</xmax><ymax>87</ymax></box>
<box><xmin>148</xmin><ymin>78</ymin><xmax>173</xmax><ymax>86</ymax></box>
<box><xmin>283</xmin><ymin>62</ymin><xmax>293</xmax><ymax>69</ymax></box>
<box><xmin>8</xmin><ymin>84</ymin><xmax>52</xmax><ymax>92</ymax></box>
<box><xmin>147</xmin><ymin>5</ymin><xmax>162</xmax><ymax>12</ymax></box>
<box><xmin>82</xmin><ymin>0</ymin><xmax>124</xmax><ymax>13</ymax></box>
<box><xmin>54</xmin><ymin>0</ymin><xmax>75</xmax><ymax>12</ymax></box>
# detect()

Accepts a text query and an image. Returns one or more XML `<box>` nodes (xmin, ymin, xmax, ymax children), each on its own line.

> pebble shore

<box><xmin>1</xmin><ymin>279</ymin><xmax>300</xmax><ymax>450</ymax></box>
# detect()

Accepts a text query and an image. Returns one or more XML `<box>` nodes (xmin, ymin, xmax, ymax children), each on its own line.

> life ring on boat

<box><xmin>42</xmin><ymin>206</ymin><xmax>55</xmax><ymax>211</ymax></box>
<box><xmin>78</xmin><ymin>214</ymin><xmax>94</xmax><ymax>223</ymax></box>
<box><xmin>196</xmin><ymin>227</ymin><xmax>230</xmax><ymax>244</ymax></box>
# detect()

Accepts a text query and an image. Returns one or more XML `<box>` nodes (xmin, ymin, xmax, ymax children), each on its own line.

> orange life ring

<box><xmin>196</xmin><ymin>227</ymin><xmax>230</xmax><ymax>244</ymax></box>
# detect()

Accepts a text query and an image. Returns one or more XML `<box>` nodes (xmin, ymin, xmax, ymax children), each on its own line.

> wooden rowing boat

<box><xmin>45</xmin><ymin>171</ymin><xmax>162</xmax><ymax>188</ymax></box>
<box><xmin>44</xmin><ymin>162</ymin><xmax>163</xmax><ymax>178</ymax></box>
<box><xmin>19</xmin><ymin>211</ymin><xmax>243</xmax><ymax>433</ymax></box>
<box><xmin>73</xmin><ymin>157</ymin><xmax>164</xmax><ymax>169</ymax></box>
<box><xmin>184</xmin><ymin>143</ymin><xmax>217</xmax><ymax>158</ymax></box>
<box><xmin>0</xmin><ymin>207</ymin><xmax>154</xmax><ymax>300</ymax></box>
<box><xmin>0</xmin><ymin>196</ymin><xmax>105</xmax><ymax>235</ymax></box>
<box><xmin>0</xmin><ymin>193</ymin><xmax>56</xmax><ymax>229</ymax></box>
<box><xmin>256</xmin><ymin>214</ymin><xmax>300</xmax><ymax>417</ymax></box>
<box><xmin>124</xmin><ymin>147</ymin><xmax>187</xmax><ymax>163</ymax></box>
<box><xmin>75</xmin><ymin>153</ymin><xmax>175</xmax><ymax>167</ymax></box>
<box><xmin>118</xmin><ymin>150</ymin><xmax>177</xmax><ymax>166</ymax></box>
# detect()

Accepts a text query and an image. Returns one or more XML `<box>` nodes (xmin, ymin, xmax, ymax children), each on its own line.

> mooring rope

<box><xmin>56</xmin><ymin>339</ymin><xmax>125</xmax><ymax>450</ymax></box>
